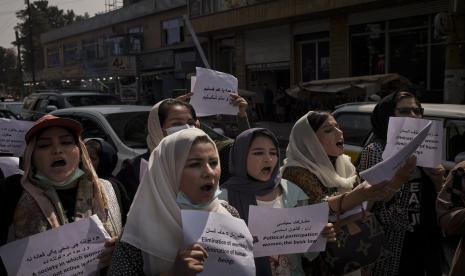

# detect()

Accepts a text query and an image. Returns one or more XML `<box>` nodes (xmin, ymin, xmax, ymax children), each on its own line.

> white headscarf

<box><xmin>281</xmin><ymin>112</ymin><xmax>356</xmax><ymax>192</ymax></box>
<box><xmin>122</xmin><ymin>128</ymin><xmax>228</xmax><ymax>269</ymax></box>
<box><xmin>146</xmin><ymin>100</ymin><xmax>165</xmax><ymax>152</ymax></box>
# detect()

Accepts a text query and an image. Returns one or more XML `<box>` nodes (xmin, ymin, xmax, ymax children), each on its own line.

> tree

<box><xmin>14</xmin><ymin>1</ymin><xmax>89</xmax><ymax>78</ymax></box>
<box><xmin>0</xmin><ymin>47</ymin><xmax>20</xmax><ymax>96</ymax></box>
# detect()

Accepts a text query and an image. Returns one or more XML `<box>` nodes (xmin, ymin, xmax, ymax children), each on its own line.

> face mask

<box><xmin>176</xmin><ymin>188</ymin><xmax>221</xmax><ymax>209</ymax></box>
<box><xmin>31</xmin><ymin>168</ymin><xmax>85</xmax><ymax>190</ymax></box>
<box><xmin>165</xmin><ymin>124</ymin><xmax>195</xmax><ymax>136</ymax></box>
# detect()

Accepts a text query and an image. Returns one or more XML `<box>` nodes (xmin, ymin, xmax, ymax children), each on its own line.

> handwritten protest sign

<box><xmin>182</xmin><ymin>210</ymin><xmax>255</xmax><ymax>276</ymax></box>
<box><xmin>248</xmin><ymin>203</ymin><xmax>329</xmax><ymax>257</ymax></box>
<box><xmin>0</xmin><ymin>118</ymin><xmax>33</xmax><ymax>156</ymax></box>
<box><xmin>0</xmin><ymin>156</ymin><xmax>22</xmax><ymax>177</ymax></box>
<box><xmin>360</xmin><ymin>121</ymin><xmax>432</xmax><ymax>185</ymax></box>
<box><xmin>0</xmin><ymin>215</ymin><xmax>110</xmax><ymax>276</ymax></box>
<box><xmin>383</xmin><ymin>117</ymin><xmax>443</xmax><ymax>168</ymax></box>
<box><xmin>190</xmin><ymin>67</ymin><xmax>239</xmax><ymax>116</ymax></box>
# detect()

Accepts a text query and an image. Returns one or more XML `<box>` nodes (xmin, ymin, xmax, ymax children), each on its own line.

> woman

<box><xmin>116</xmin><ymin>95</ymin><xmax>249</xmax><ymax>201</ymax></box>
<box><xmin>437</xmin><ymin>161</ymin><xmax>465</xmax><ymax>276</ymax></box>
<box><xmin>220</xmin><ymin>128</ymin><xmax>336</xmax><ymax>276</ymax></box>
<box><xmin>110</xmin><ymin>128</ymin><xmax>240</xmax><ymax>275</ymax></box>
<box><xmin>281</xmin><ymin>111</ymin><xmax>413</xmax><ymax>275</ymax></box>
<box><xmin>2</xmin><ymin>115</ymin><xmax>122</xmax><ymax>268</ymax></box>
<box><xmin>85</xmin><ymin>138</ymin><xmax>130</xmax><ymax>221</ymax></box>
<box><xmin>358</xmin><ymin>91</ymin><xmax>445</xmax><ymax>275</ymax></box>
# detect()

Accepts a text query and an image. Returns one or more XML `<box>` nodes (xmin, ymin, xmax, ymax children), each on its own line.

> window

<box><xmin>106</xmin><ymin>111</ymin><xmax>149</xmax><ymax>148</ymax></box>
<box><xmin>47</xmin><ymin>47</ymin><xmax>60</xmax><ymax>67</ymax></box>
<box><xmin>128</xmin><ymin>26</ymin><xmax>144</xmax><ymax>53</ymax></box>
<box><xmin>334</xmin><ymin>112</ymin><xmax>372</xmax><ymax>146</ymax></box>
<box><xmin>162</xmin><ymin>18</ymin><xmax>184</xmax><ymax>46</ymax></box>
<box><xmin>446</xmin><ymin>120</ymin><xmax>465</xmax><ymax>162</ymax></box>
<box><xmin>34</xmin><ymin>99</ymin><xmax>49</xmax><ymax>113</ymax></box>
<box><xmin>300</xmin><ymin>41</ymin><xmax>329</xmax><ymax>82</ymax></box>
<box><xmin>82</xmin><ymin>39</ymin><xmax>98</xmax><ymax>60</ymax></box>
<box><xmin>63</xmin><ymin>43</ymin><xmax>78</xmax><ymax>65</ymax></box>
<box><xmin>215</xmin><ymin>38</ymin><xmax>235</xmax><ymax>74</ymax></box>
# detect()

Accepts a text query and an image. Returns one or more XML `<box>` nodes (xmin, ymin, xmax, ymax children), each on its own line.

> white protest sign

<box><xmin>0</xmin><ymin>118</ymin><xmax>33</xmax><ymax>156</ymax></box>
<box><xmin>383</xmin><ymin>117</ymin><xmax>443</xmax><ymax>168</ymax></box>
<box><xmin>360</xmin><ymin>121</ymin><xmax>432</xmax><ymax>185</ymax></box>
<box><xmin>248</xmin><ymin>203</ymin><xmax>329</xmax><ymax>258</ymax></box>
<box><xmin>0</xmin><ymin>215</ymin><xmax>110</xmax><ymax>276</ymax></box>
<box><xmin>190</xmin><ymin>67</ymin><xmax>239</xmax><ymax>117</ymax></box>
<box><xmin>181</xmin><ymin>210</ymin><xmax>255</xmax><ymax>276</ymax></box>
<box><xmin>0</xmin><ymin>156</ymin><xmax>22</xmax><ymax>177</ymax></box>
<box><xmin>190</xmin><ymin>76</ymin><xmax>196</xmax><ymax>92</ymax></box>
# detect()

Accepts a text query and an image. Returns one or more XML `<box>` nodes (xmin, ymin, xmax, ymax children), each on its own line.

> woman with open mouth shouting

<box><xmin>281</xmin><ymin>111</ymin><xmax>416</xmax><ymax>275</ymax></box>
<box><xmin>220</xmin><ymin>128</ymin><xmax>337</xmax><ymax>276</ymax></box>
<box><xmin>110</xmin><ymin>128</ymin><xmax>240</xmax><ymax>275</ymax></box>
<box><xmin>2</xmin><ymin>115</ymin><xmax>122</xmax><ymax>271</ymax></box>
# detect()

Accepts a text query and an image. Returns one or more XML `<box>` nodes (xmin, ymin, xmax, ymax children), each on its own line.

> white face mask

<box><xmin>165</xmin><ymin>124</ymin><xmax>195</xmax><ymax>136</ymax></box>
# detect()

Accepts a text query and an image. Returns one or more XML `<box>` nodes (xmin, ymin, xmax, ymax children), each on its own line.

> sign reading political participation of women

<box><xmin>181</xmin><ymin>210</ymin><xmax>255</xmax><ymax>276</ymax></box>
<box><xmin>189</xmin><ymin>67</ymin><xmax>239</xmax><ymax>117</ymax></box>
<box><xmin>383</xmin><ymin>117</ymin><xmax>443</xmax><ymax>168</ymax></box>
<box><xmin>0</xmin><ymin>118</ymin><xmax>33</xmax><ymax>156</ymax></box>
<box><xmin>247</xmin><ymin>203</ymin><xmax>329</xmax><ymax>257</ymax></box>
<box><xmin>0</xmin><ymin>215</ymin><xmax>110</xmax><ymax>276</ymax></box>
<box><xmin>360</xmin><ymin>121</ymin><xmax>432</xmax><ymax>185</ymax></box>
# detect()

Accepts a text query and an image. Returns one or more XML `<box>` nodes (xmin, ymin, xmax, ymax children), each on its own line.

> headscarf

<box><xmin>85</xmin><ymin>138</ymin><xmax>118</xmax><ymax>178</ymax></box>
<box><xmin>282</xmin><ymin>112</ymin><xmax>356</xmax><ymax>192</ymax></box>
<box><xmin>221</xmin><ymin>128</ymin><xmax>280</xmax><ymax>276</ymax></box>
<box><xmin>146</xmin><ymin>100</ymin><xmax>165</xmax><ymax>152</ymax></box>
<box><xmin>371</xmin><ymin>91</ymin><xmax>398</xmax><ymax>145</ymax></box>
<box><xmin>121</xmin><ymin>128</ymin><xmax>228</xmax><ymax>271</ymax></box>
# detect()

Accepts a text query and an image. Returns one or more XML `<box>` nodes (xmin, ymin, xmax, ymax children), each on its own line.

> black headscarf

<box><xmin>371</xmin><ymin>91</ymin><xmax>399</xmax><ymax>145</ymax></box>
<box><xmin>221</xmin><ymin>128</ymin><xmax>281</xmax><ymax>276</ymax></box>
<box><xmin>86</xmin><ymin>139</ymin><xmax>118</xmax><ymax>178</ymax></box>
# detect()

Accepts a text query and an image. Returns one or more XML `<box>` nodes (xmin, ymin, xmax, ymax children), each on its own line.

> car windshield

<box><xmin>3</xmin><ymin>103</ymin><xmax>23</xmax><ymax>114</ymax></box>
<box><xmin>105</xmin><ymin>111</ymin><xmax>149</xmax><ymax>149</ymax></box>
<box><xmin>67</xmin><ymin>95</ymin><xmax>122</xmax><ymax>106</ymax></box>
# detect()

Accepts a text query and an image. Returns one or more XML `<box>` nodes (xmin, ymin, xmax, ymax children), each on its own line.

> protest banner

<box><xmin>248</xmin><ymin>203</ymin><xmax>329</xmax><ymax>257</ymax></box>
<box><xmin>0</xmin><ymin>215</ymin><xmax>110</xmax><ymax>276</ymax></box>
<box><xmin>360</xmin><ymin>121</ymin><xmax>432</xmax><ymax>185</ymax></box>
<box><xmin>189</xmin><ymin>67</ymin><xmax>239</xmax><ymax>116</ymax></box>
<box><xmin>383</xmin><ymin>117</ymin><xmax>443</xmax><ymax>168</ymax></box>
<box><xmin>181</xmin><ymin>210</ymin><xmax>255</xmax><ymax>276</ymax></box>
<box><xmin>0</xmin><ymin>118</ymin><xmax>33</xmax><ymax>156</ymax></box>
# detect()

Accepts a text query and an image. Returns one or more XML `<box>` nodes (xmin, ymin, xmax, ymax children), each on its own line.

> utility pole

<box><xmin>15</xmin><ymin>31</ymin><xmax>25</xmax><ymax>99</ymax></box>
<box><xmin>26</xmin><ymin>0</ymin><xmax>36</xmax><ymax>85</ymax></box>
<box><xmin>183</xmin><ymin>14</ymin><xmax>211</xmax><ymax>69</ymax></box>
<box><xmin>443</xmin><ymin>0</ymin><xmax>465</xmax><ymax>104</ymax></box>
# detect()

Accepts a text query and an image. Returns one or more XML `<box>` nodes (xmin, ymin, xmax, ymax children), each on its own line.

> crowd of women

<box><xmin>1</xmin><ymin>90</ymin><xmax>464</xmax><ymax>276</ymax></box>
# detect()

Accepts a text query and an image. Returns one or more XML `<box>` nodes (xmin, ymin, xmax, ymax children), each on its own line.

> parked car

<box><xmin>21</xmin><ymin>90</ymin><xmax>122</xmax><ymax>121</ymax></box>
<box><xmin>332</xmin><ymin>102</ymin><xmax>465</xmax><ymax>169</ymax></box>
<box><xmin>0</xmin><ymin>109</ymin><xmax>19</xmax><ymax>119</ymax></box>
<box><xmin>51</xmin><ymin>105</ymin><xmax>230</xmax><ymax>174</ymax></box>
<box><xmin>0</xmin><ymin>101</ymin><xmax>23</xmax><ymax>118</ymax></box>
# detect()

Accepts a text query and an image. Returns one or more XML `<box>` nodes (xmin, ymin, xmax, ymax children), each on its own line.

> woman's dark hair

<box><xmin>393</xmin><ymin>91</ymin><xmax>421</xmax><ymax>108</ymax></box>
<box><xmin>306</xmin><ymin>111</ymin><xmax>331</xmax><ymax>132</ymax></box>
<box><xmin>158</xmin><ymin>99</ymin><xmax>197</xmax><ymax>126</ymax></box>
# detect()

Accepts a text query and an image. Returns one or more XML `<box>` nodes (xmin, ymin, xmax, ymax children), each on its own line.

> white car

<box><xmin>332</xmin><ymin>103</ymin><xmax>465</xmax><ymax>170</ymax></box>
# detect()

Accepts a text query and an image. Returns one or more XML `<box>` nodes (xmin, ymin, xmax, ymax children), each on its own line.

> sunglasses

<box><xmin>395</xmin><ymin>107</ymin><xmax>424</xmax><ymax>116</ymax></box>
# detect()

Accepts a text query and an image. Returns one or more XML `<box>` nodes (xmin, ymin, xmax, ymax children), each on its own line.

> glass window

<box><xmin>35</xmin><ymin>99</ymin><xmax>49</xmax><ymax>113</ymax></box>
<box><xmin>446</xmin><ymin>120</ymin><xmax>465</xmax><ymax>161</ymax></box>
<box><xmin>47</xmin><ymin>47</ymin><xmax>60</xmax><ymax>67</ymax></box>
<box><xmin>106</xmin><ymin>111</ymin><xmax>149</xmax><ymax>148</ymax></box>
<box><xmin>63</xmin><ymin>43</ymin><xmax>78</xmax><ymax>65</ymax></box>
<box><xmin>82</xmin><ymin>39</ymin><xmax>98</xmax><ymax>60</ymax></box>
<box><xmin>334</xmin><ymin>112</ymin><xmax>372</xmax><ymax>146</ymax></box>
<box><xmin>128</xmin><ymin>26</ymin><xmax>144</xmax><ymax>53</ymax></box>
<box><xmin>430</xmin><ymin>44</ymin><xmax>446</xmax><ymax>90</ymax></box>
<box><xmin>162</xmin><ymin>18</ymin><xmax>184</xmax><ymax>45</ymax></box>
<box><xmin>66</xmin><ymin>95</ymin><xmax>121</xmax><ymax>106</ymax></box>
<box><xmin>351</xmin><ymin>33</ymin><xmax>385</xmax><ymax>76</ymax></box>
<box><xmin>301</xmin><ymin>43</ymin><xmax>316</xmax><ymax>81</ymax></box>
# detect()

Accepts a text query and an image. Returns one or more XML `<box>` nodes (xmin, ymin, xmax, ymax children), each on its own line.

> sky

<box><xmin>0</xmin><ymin>0</ymin><xmax>106</xmax><ymax>48</ymax></box>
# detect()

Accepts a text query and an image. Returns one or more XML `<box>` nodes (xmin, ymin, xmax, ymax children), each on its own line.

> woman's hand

<box><xmin>229</xmin><ymin>93</ymin><xmax>248</xmax><ymax>117</ymax></box>
<box><xmin>321</xmin><ymin>223</ymin><xmax>337</xmax><ymax>242</ymax></box>
<box><xmin>171</xmin><ymin>243</ymin><xmax>208</xmax><ymax>276</ymax></box>
<box><xmin>424</xmin><ymin>164</ymin><xmax>446</xmax><ymax>192</ymax></box>
<box><xmin>97</xmin><ymin>237</ymin><xmax>118</xmax><ymax>267</ymax></box>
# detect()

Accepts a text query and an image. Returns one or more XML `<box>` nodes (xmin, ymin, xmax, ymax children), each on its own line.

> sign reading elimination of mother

<box><xmin>0</xmin><ymin>215</ymin><xmax>110</xmax><ymax>276</ymax></box>
<box><xmin>189</xmin><ymin>67</ymin><xmax>239</xmax><ymax>116</ymax></box>
<box><xmin>181</xmin><ymin>210</ymin><xmax>255</xmax><ymax>276</ymax></box>
<box><xmin>248</xmin><ymin>203</ymin><xmax>329</xmax><ymax>257</ymax></box>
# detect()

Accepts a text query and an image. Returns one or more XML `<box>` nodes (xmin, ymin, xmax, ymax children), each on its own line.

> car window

<box><xmin>335</xmin><ymin>112</ymin><xmax>372</xmax><ymax>146</ymax></box>
<box><xmin>35</xmin><ymin>99</ymin><xmax>49</xmax><ymax>113</ymax></box>
<box><xmin>47</xmin><ymin>96</ymin><xmax>60</xmax><ymax>107</ymax></box>
<box><xmin>60</xmin><ymin>114</ymin><xmax>108</xmax><ymax>141</ymax></box>
<box><xmin>23</xmin><ymin>96</ymin><xmax>36</xmax><ymax>110</ymax></box>
<box><xmin>105</xmin><ymin>111</ymin><xmax>148</xmax><ymax>149</ymax></box>
<box><xmin>66</xmin><ymin>95</ymin><xmax>122</xmax><ymax>106</ymax></box>
<box><xmin>446</xmin><ymin>120</ymin><xmax>465</xmax><ymax>162</ymax></box>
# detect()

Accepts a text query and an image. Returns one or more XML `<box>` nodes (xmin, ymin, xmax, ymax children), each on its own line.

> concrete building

<box><xmin>40</xmin><ymin>0</ymin><xmax>203</xmax><ymax>104</ymax></box>
<box><xmin>189</xmin><ymin>0</ymin><xmax>451</xmax><ymax>103</ymax></box>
